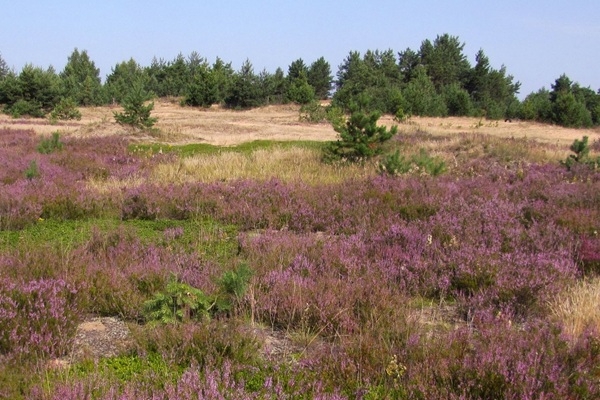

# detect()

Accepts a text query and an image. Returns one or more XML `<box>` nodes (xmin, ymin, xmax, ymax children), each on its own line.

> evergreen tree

<box><xmin>225</xmin><ymin>59</ymin><xmax>264</xmax><ymax>109</ymax></box>
<box><xmin>573</xmin><ymin>85</ymin><xmax>600</xmax><ymax>125</ymax></box>
<box><xmin>398</xmin><ymin>47</ymin><xmax>421</xmax><ymax>84</ymax></box>
<box><xmin>403</xmin><ymin>66</ymin><xmax>447</xmax><ymax>116</ymax></box>
<box><xmin>307</xmin><ymin>57</ymin><xmax>332</xmax><ymax>99</ymax></box>
<box><xmin>442</xmin><ymin>83</ymin><xmax>472</xmax><ymax>116</ymax></box>
<box><xmin>59</xmin><ymin>48</ymin><xmax>104</xmax><ymax>105</ymax></box>
<box><xmin>212</xmin><ymin>57</ymin><xmax>234</xmax><ymax>104</ymax></box>
<box><xmin>113</xmin><ymin>81</ymin><xmax>157</xmax><ymax>129</ymax></box>
<box><xmin>550</xmin><ymin>74</ymin><xmax>593</xmax><ymax>127</ymax></box>
<box><xmin>466</xmin><ymin>49</ymin><xmax>520</xmax><ymax>119</ymax></box>
<box><xmin>105</xmin><ymin>58</ymin><xmax>147</xmax><ymax>103</ymax></box>
<box><xmin>286</xmin><ymin>59</ymin><xmax>314</xmax><ymax>104</ymax></box>
<box><xmin>163</xmin><ymin>54</ymin><xmax>188</xmax><ymax>97</ymax></box>
<box><xmin>145</xmin><ymin>56</ymin><xmax>169</xmax><ymax>97</ymax></box>
<box><xmin>324</xmin><ymin>110</ymin><xmax>398</xmax><ymax>162</ymax></box>
<box><xmin>419</xmin><ymin>34</ymin><xmax>471</xmax><ymax>90</ymax></box>
<box><xmin>0</xmin><ymin>52</ymin><xmax>9</xmax><ymax>79</ymax></box>
<box><xmin>333</xmin><ymin>50</ymin><xmax>403</xmax><ymax>113</ymax></box>
<box><xmin>2</xmin><ymin>64</ymin><xmax>61</xmax><ymax>117</ymax></box>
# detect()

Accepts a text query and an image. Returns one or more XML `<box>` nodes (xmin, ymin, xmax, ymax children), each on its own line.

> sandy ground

<box><xmin>1</xmin><ymin>100</ymin><xmax>598</xmax><ymax>147</ymax></box>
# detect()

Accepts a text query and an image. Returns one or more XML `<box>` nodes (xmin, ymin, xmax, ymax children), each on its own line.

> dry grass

<box><xmin>2</xmin><ymin>100</ymin><xmax>598</xmax><ymax>147</ymax></box>
<box><xmin>550</xmin><ymin>277</ymin><xmax>600</xmax><ymax>339</ymax></box>
<box><xmin>150</xmin><ymin>146</ymin><xmax>375</xmax><ymax>185</ymax></box>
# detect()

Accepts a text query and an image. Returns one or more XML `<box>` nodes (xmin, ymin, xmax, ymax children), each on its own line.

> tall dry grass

<box><xmin>150</xmin><ymin>146</ymin><xmax>376</xmax><ymax>185</ymax></box>
<box><xmin>550</xmin><ymin>277</ymin><xmax>600</xmax><ymax>339</ymax></box>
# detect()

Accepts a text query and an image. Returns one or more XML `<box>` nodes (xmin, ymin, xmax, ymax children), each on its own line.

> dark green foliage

<box><xmin>323</xmin><ymin>110</ymin><xmax>397</xmax><ymax>162</ymax></box>
<box><xmin>260</xmin><ymin>67</ymin><xmax>287</xmax><ymax>104</ymax></box>
<box><xmin>7</xmin><ymin>99</ymin><xmax>45</xmax><ymax>118</ymax></box>
<box><xmin>287</xmin><ymin>75</ymin><xmax>315</xmax><ymax>104</ymax></box>
<box><xmin>224</xmin><ymin>59</ymin><xmax>266</xmax><ymax>109</ymax></box>
<box><xmin>211</xmin><ymin>57</ymin><xmax>235</xmax><ymax>104</ymax></box>
<box><xmin>37</xmin><ymin>131</ymin><xmax>63</xmax><ymax>154</ymax></box>
<box><xmin>1</xmin><ymin>64</ymin><xmax>61</xmax><ymax>117</ymax></box>
<box><xmin>561</xmin><ymin>136</ymin><xmax>600</xmax><ymax>170</ymax></box>
<box><xmin>50</xmin><ymin>97</ymin><xmax>82</xmax><ymax>121</ymax></box>
<box><xmin>573</xmin><ymin>85</ymin><xmax>600</xmax><ymax>125</ymax></box>
<box><xmin>59</xmin><ymin>48</ymin><xmax>104</xmax><ymax>106</ymax></box>
<box><xmin>442</xmin><ymin>83</ymin><xmax>472</xmax><ymax>116</ymax></box>
<box><xmin>286</xmin><ymin>59</ymin><xmax>315</xmax><ymax>104</ymax></box>
<box><xmin>520</xmin><ymin>88</ymin><xmax>553</xmax><ymax>122</ymax></box>
<box><xmin>143</xmin><ymin>276</ymin><xmax>213</xmax><ymax>324</ymax></box>
<box><xmin>308</xmin><ymin>57</ymin><xmax>332</xmax><ymax>99</ymax></box>
<box><xmin>299</xmin><ymin>101</ymin><xmax>328</xmax><ymax>123</ymax></box>
<box><xmin>552</xmin><ymin>91</ymin><xmax>592</xmax><ymax>128</ymax></box>
<box><xmin>466</xmin><ymin>50</ymin><xmax>521</xmax><ymax>119</ymax></box>
<box><xmin>144</xmin><ymin>263</ymin><xmax>253</xmax><ymax>324</ymax></box>
<box><xmin>216</xmin><ymin>262</ymin><xmax>254</xmax><ymax>312</ymax></box>
<box><xmin>287</xmin><ymin>58</ymin><xmax>308</xmax><ymax>82</ymax></box>
<box><xmin>0</xmin><ymin>52</ymin><xmax>8</xmax><ymax>79</ymax></box>
<box><xmin>521</xmin><ymin>75</ymin><xmax>599</xmax><ymax>127</ymax></box>
<box><xmin>182</xmin><ymin>61</ymin><xmax>217</xmax><ymax>107</ymax></box>
<box><xmin>419</xmin><ymin>34</ymin><xmax>471</xmax><ymax>90</ymax></box>
<box><xmin>24</xmin><ymin>160</ymin><xmax>40</xmax><ymax>180</ymax></box>
<box><xmin>105</xmin><ymin>58</ymin><xmax>147</xmax><ymax>104</ymax></box>
<box><xmin>403</xmin><ymin>66</ymin><xmax>447</xmax><ymax>116</ymax></box>
<box><xmin>113</xmin><ymin>82</ymin><xmax>157</xmax><ymax>129</ymax></box>
<box><xmin>333</xmin><ymin>50</ymin><xmax>403</xmax><ymax>114</ymax></box>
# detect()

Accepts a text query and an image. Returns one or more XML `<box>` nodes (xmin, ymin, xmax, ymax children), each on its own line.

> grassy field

<box><xmin>0</xmin><ymin>103</ymin><xmax>599</xmax><ymax>399</ymax></box>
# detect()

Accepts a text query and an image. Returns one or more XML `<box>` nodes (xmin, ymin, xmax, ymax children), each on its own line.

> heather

<box><xmin>1</xmin><ymin>125</ymin><xmax>600</xmax><ymax>398</ymax></box>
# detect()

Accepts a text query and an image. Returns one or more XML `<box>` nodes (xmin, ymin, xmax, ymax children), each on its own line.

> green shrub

<box><xmin>144</xmin><ymin>264</ymin><xmax>253</xmax><ymax>325</ymax></box>
<box><xmin>7</xmin><ymin>99</ymin><xmax>45</xmax><ymax>118</ymax></box>
<box><xmin>114</xmin><ymin>83</ymin><xmax>157</xmax><ymax>129</ymax></box>
<box><xmin>216</xmin><ymin>262</ymin><xmax>253</xmax><ymax>312</ymax></box>
<box><xmin>323</xmin><ymin>110</ymin><xmax>397</xmax><ymax>163</ymax></box>
<box><xmin>24</xmin><ymin>160</ymin><xmax>40</xmax><ymax>180</ymax></box>
<box><xmin>299</xmin><ymin>101</ymin><xmax>327</xmax><ymax>123</ymax></box>
<box><xmin>562</xmin><ymin>136</ymin><xmax>600</xmax><ymax>170</ymax></box>
<box><xmin>37</xmin><ymin>131</ymin><xmax>63</xmax><ymax>154</ymax></box>
<box><xmin>143</xmin><ymin>276</ymin><xmax>213</xmax><ymax>324</ymax></box>
<box><xmin>50</xmin><ymin>97</ymin><xmax>81</xmax><ymax>121</ymax></box>
<box><xmin>379</xmin><ymin>148</ymin><xmax>446</xmax><ymax>176</ymax></box>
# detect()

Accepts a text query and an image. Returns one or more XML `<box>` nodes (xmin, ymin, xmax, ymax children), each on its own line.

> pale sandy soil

<box><xmin>1</xmin><ymin>100</ymin><xmax>598</xmax><ymax>147</ymax></box>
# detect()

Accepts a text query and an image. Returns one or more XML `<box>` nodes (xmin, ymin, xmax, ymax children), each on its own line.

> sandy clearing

<box><xmin>1</xmin><ymin>100</ymin><xmax>598</xmax><ymax>147</ymax></box>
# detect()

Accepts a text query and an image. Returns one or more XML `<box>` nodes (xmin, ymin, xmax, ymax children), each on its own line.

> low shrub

<box><xmin>50</xmin><ymin>97</ymin><xmax>81</xmax><ymax>121</ymax></box>
<box><xmin>379</xmin><ymin>148</ymin><xmax>446</xmax><ymax>176</ymax></box>
<box><xmin>37</xmin><ymin>131</ymin><xmax>63</xmax><ymax>154</ymax></box>
<box><xmin>323</xmin><ymin>111</ymin><xmax>397</xmax><ymax>163</ymax></box>
<box><xmin>0</xmin><ymin>278</ymin><xmax>78</xmax><ymax>361</ymax></box>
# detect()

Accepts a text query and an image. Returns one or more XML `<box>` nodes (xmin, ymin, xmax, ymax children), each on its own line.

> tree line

<box><xmin>0</xmin><ymin>34</ymin><xmax>598</xmax><ymax>128</ymax></box>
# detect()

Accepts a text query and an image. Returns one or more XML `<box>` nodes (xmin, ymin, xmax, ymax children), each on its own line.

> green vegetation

<box><xmin>143</xmin><ymin>276</ymin><xmax>214</xmax><ymax>324</ymax></box>
<box><xmin>113</xmin><ymin>82</ymin><xmax>157</xmax><ymax>129</ymax></box>
<box><xmin>130</xmin><ymin>139</ymin><xmax>325</xmax><ymax>158</ymax></box>
<box><xmin>379</xmin><ymin>148</ymin><xmax>446</xmax><ymax>176</ymax></box>
<box><xmin>562</xmin><ymin>136</ymin><xmax>600</xmax><ymax>170</ymax></box>
<box><xmin>1</xmin><ymin>36</ymin><xmax>599</xmax><ymax>127</ymax></box>
<box><xmin>37</xmin><ymin>131</ymin><xmax>64</xmax><ymax>154</ymax></box>
<box><xmin>323</xmin><ymin>110</ymin><xmax>397</xmax><ymax>162</ymax></box>
<box><xmin>50</xmin><ymin>97</ymin><xmax>81</xmax><ymax>121</ymax></box>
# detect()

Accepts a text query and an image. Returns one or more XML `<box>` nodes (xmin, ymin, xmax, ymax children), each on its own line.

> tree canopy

<box><xmin>1</xmin><ymin>35</ymin><xmax>598</xmax><ymax>128</ymax></box>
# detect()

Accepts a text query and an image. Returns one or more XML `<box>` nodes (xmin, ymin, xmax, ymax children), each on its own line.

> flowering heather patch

<box><xmin>0</xmin><ymin>278</ymin><xmax>78</xmax><ymax>361</ymax></box>
<box><xmin>1</xmin><ymin>125</ymin><xmax>600</xmax><ymax>397</ymax></box>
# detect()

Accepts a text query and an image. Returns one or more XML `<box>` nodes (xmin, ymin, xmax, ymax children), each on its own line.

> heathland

<box><xmin>1</xmin><ymin>102</ymin><xmax>600</xmax><ymax>399</ymax></box>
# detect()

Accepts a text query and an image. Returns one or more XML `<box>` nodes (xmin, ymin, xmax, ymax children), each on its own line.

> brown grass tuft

<box><xmin>550</xmin><ymin>277</ymin><xmax>600</xmax><ymax>339</ymax></box>
<box><xmin>150</xmin><ymin>146</ymin><xmax>376</xmax><ymax>185</ymax></box>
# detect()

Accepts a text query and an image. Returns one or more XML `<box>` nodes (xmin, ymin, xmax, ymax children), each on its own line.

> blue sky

<box><xmin>1</xmin><ymin>1</ymin><xmax>598</xmax><ymax>98</ymax></box>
